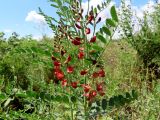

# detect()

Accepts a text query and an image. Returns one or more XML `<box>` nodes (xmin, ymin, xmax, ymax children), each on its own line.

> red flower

<box><xmin>61</xmin><ymin>79</ymin><xmax>67</xmax><ymax>87</ymax></box>
<box><xmin>98</xmin><ymin>69</ymin><xmax>105</xmax><ymax>77</ymax></box>
<box><xmin>80</xmin><ymin>70</ymin><xmax>88</xmax><ymax>75</ymax></box>
<box><xmin>72</xmin><ymin>40</ymin><xmax>81</xmax><ymax>45</ymax></box>
<box><xmin>75</xmin><ymin>37</ymin><xmax>81</xmax><ymax>41</ymax></box>
<box><xmin>90</xmin><ymin>36</ymin><xmax>96</xmax><ymax>43</ymax></box>
<box><xmin>85</xmin><ymin>28</ymin><xmax>91</xmax><ymax>34</ymax></box>
<box><xmin>78</xmin><ymin>52</ymin><xmax>84</xmax><ymax>59</ymax></box>
<box><xmin>54</xmin><ymin>70</ymin><xmax>64</xmax><ymax>80</ymax></box>
<box><xmin>75</xmin><ymin>23</ymin><xmax>82</xmax><ymax>29</ymax></box>
<box><xmin>96</xmin><ymin>83</ymin><xmax>103</xmax><ymax>91</ymax></box>
<box><xmin>88</xmin><ymin>15</ymin><xmax>94</xmax><ymax>23</ymax></box>
<box><xmin>92</xmin><ymin>72</ymin><xmax>99</xmax><ymax>78</ymax></box>
<box><xmin>82</xmin><ymin>84</ymin><xmax>91</xmax><ymax>93</ymax></box>
<box><xmin>54</xmin><ymin>61</ymin><xmax>61</xmax><ymax>67</ymax></box>
<box><xmin>51</xmin><ymin>55</ymin><xmax>57</xmax><ymax>61</ymax></box>
<box><xmin>64</xmin><ymin>55</ymin><xmax>71</xmax><ymax>64</ymax></box>
<box><xmin>71</xmin><ymin>82</ymin><xmax>78</xmax><ymax>88</ymax></box>
<box><xmin>89</xmin><ymin>90</ymin><xmax>97</xmax><ymax>98</ymax></box>
<box><xmin>67</xmin><ymin>66</ymin><xmax>74</xmax><ymax>73</ymax></box>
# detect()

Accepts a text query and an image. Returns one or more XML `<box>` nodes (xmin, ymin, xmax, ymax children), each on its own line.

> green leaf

<box><xmin>62</xmin><ymin>6</ymin><xmax>68</xmax><ymax>11</ymax></box>
<box><xmin>109</xmin><ymin>97</ymin><xmax>114</xmax><ymax>106</ymax></box>
<box><xmin>106</xmin><ymin>18</ymin><xmax>116</xmax><ymax>27</ymax></box>
<box><xmin>56</xmin><ymin>0</ymin><xmax>62</xmax><ymax>6</ymax></box>
<box><xmin>92</xmin><ymin>44</ymin><xmax>103</xmax><ymax>51</ymax></box>
<box><xmin>94</xmin><ymin>8</ymin><xmax>97</xmax><ymax>14</ymax></box>
<box><xmin>71</xmin><ymin>96</ymin><xmax>76</xmax><ymax>103</ymax></box>
<box><xmin>26</xmin><ymin>91</ymin><xmax>37</xmax><ymax>98</ymax></box>
<box><xmin>101</xmin><ymin>99</ymin><xmax>107</xmax><ymax>110</ymax></box>
<box><xmin>110</xmin><ymin>6</ymin><xmax>118</xmax><ymax>22</ymax></box>
<box><xmin>0</xmin><ymin>93</ymin><xmax>6</xmax><ymax>100</ymax></box>
<box><xmin>132</xmin><ymin>90</ymin><xmax>138</xmax><ymax>99</ymax></box>
<box><xmin>97</xmin><ymin>5</ymin><xmax>101</xmax><ymax>10</ymax></box>
<box><xmin>102</xmin><ymin>27</ymin><xmax>111</xmax><ymax>36</ymax></box>
<box><xmin>100</xmin><ymin>28</ymin><xmax>103</xmax><ymax>34</ymax></box>
<box><xmin>56</xmin><ymin>12</ymin><xmax>64</xmax><ymax>16</ymax></box>
<box><xmin>51</xmin><ymin>4</ymin><xmax>59</xmax><ymax>8</ymax></box>
<box><xmin>97</xmin><ymin>33</ymin><xmax>107</xmax><ymax>44</ymax></box>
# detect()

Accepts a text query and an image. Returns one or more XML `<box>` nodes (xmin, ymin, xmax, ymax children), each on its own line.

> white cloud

<box><xmin>33</xmin><ymin>35</ymin><xmax>43</xmax><ymax>40</ymax></box>
<box><xmin>25</xmin><ymin>11</ymin><xmax>46</xmax><ymax>25</ymax></box>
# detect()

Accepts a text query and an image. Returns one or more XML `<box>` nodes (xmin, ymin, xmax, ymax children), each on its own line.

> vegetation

<box><xmin>0</xmin><ymin>0</ymin><xmax>160</xmax><ymax>120</ymax></box>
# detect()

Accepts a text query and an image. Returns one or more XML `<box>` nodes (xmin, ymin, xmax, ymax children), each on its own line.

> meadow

<box><xmin>0</xmin><ymin>0</ymin><xmax>160</xmax><ymax>120</ymax></box>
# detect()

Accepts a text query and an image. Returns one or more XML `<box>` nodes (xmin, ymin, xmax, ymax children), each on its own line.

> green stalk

<box><xmin>68</xmin><ymin>74</ymin><xmax>74</xmax><ymax>120</ymax></box>
<box><xmin>69</xmin><ymin>89</ymin><xmax>74</xmax><ymax>120</ymax></box>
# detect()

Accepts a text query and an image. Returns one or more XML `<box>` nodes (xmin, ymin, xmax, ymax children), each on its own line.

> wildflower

<box><xmin>98</xmin><ymin>69</ymin><xmax>105</xmax><ymax>77</ymax></box>
<box><xmin>62</xmin><ymin>79</ymin><xmax>67</xmax><ymax>87</ymax></box>
<box><xmin>85</xmin><ymin>28</ymin><xmax>90</xmax><ymax>34</ymax></box>
<box><xmin>80</xmin><ymin>70</ymin><xmax>88</xmax><ymax>75</ymax></box>
<box><xmin>71</xmin><ymin>82</ymin><xmax>78</xmax><ymax>88</ymax></box>
<box><xmin>92</xmin><ymin>72</ymin><xmax>99</xmax><ymax>78</ymax></box>
<box><xmin>72</xmin><ymin>40</ymin><xmax>81</xmax><ymax>45</ymax></box>
<box><xmin>54</xmin><ymin>61</ymin><xmax>61</xmax><ymax>67</ymax></box>
<box><xmin>78</xmin><ymin>51</ymin><xmax>84</xmax><ymax>59</ymax></box>
<box><xmin>88</xmin><ymin>15</ymin><xmax>94</xmax><ymax>23</ymax></box>
<box><xmin>90</xmin><ymin>36</ymin><xmax>96</xmax><ymax>43</ymax></box>
<box><xmin>67</xmin><ymin>66</ymin><xmax>74</xmax><ymax>73</ymax></box>
<box><xmin>82</xmin><ymin>84</ymin><xmax>91</xmax><ymax>93</ymax></box>
<box><xmin>54</xmin><ymin>70</ymin><xmax>64</xmax><ymax>80</ymax></box>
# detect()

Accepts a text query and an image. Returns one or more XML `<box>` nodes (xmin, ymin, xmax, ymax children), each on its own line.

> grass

<box><xmin>0</xmin><ymin>39</ymin><xmax>160</xmax><ymax>120</ymax></box>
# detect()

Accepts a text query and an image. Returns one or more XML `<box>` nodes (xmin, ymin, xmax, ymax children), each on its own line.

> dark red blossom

<box><xmin>61</xmin><ymin>79</ymin><xmax>67</xmax><ymax>87</ymax></box>
<box><xmin>51</xmin><ymin>55</ymin><xmax>57</xmax><ymax>61</ymax></box>
<box><xmin>80</xmin><ymin>70</ymin><xmax>88</xmax><ymax>75</ymax></box>
<box><xmin>85</xmin><ymin>28</ymin><xmax>91</xmax><ymax>34</ymax></box>
<box><xmin>92</xmin><ymin>72</ymin><xmax>99</xmax><ymax>78</ymax></box>
<box><xmin>90</xmin><ymin>36</ymin><xmax>96</xmax><ymax>43</ymax></box>
<box><xmin>72</xmin><ymin>40</ymin><xmax>81</xmax><ymax>45</ymax></box>
<box><xmin>82</xmin><ymin>84</ymin><xmax>91</xmax><ymax>93</ymax></box>
<box><xmin>67</xmin><ymin>66</ymin><xmax>74</xmax><ymax>73</ymax></box>
<box><xmin>87</xmin><ymin>90</ymin><xmax>97</xmax><ymax>101</ymax></box>
<box><xmin>88</xmin><ymin>15</ymin><xmax>94</xmax><ymax>23</ymax></box>
<box><xmin>98</xmin><ymin>69</ymin><xmax>105</xmax><ymax>77</ymax></box>
<box><xmin>96</xmin><ymin>83</ymin><xmax>103</xmax><ymax>91</ymax></box>
<box><xmin>75</xmin><ymin>37</ymin><xmax>81</xmax><ymax>41</ymax></box>
<box><xmin>78</xmin><ymin>52</ymin><xmax>84</xmax><ymax>59</ymax></box>
<box><xmin>54</xmin><ymin>61</ymin><xmax>61</xmax><ymax>67</ymax></box>
<box><xmin>71</xmin><ymin>82</ymin><xmax>78</xmax><ymax>88</ymax></box>
<box><xmin>61</xmin><ymin>50</ymin><xmax>66</xmax><ymax>56</ymax></box>
<box><xmin>92</xmin><ymin>60</ymin><xmax>97</xmax><ymax>65</ymax></box>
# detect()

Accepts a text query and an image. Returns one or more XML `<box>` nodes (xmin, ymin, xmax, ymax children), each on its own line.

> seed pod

<box><xmin>75</xmin><ymin>23</ymin><xmax>82</xmax><ymax>29</ymax></box>
<box><xmin>96</xmin><ymin>17</ymin><xmax>101</xmax><ymax>24</ymax></box>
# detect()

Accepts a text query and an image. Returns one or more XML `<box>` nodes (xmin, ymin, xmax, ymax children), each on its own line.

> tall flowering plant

<box><xmin>39</xmin><ymin>0</ymin><xmax>118</xmax><ymax>119</ymax></box>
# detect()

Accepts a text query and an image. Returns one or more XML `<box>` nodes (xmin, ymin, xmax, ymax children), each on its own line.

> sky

<box><xmin>0</xmin><ymin>0</ymin><xmax>156</xmax><ymax>39</ymax></box>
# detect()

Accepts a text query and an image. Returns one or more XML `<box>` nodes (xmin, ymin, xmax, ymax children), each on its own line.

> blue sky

<box><xmin>0</xmin><ymin>0</ymin><xmax>149</xmax><ymax>39</ymax></box>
